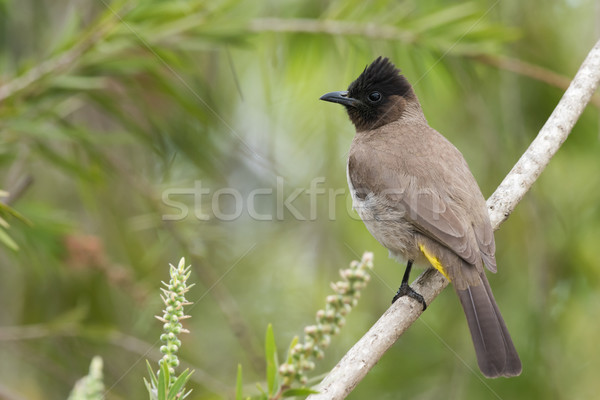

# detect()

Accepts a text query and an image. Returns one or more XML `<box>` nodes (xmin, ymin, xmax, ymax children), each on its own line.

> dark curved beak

<box><xmin>319</xmin><ymin>91</ymin><xmax>359</xmax><ymax>107</ymax></box>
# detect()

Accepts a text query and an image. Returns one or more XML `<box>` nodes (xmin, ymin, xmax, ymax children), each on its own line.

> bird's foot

<box><xmin>392</xmin><ymin>282</ymin><xmax>427</xmax><ymax>311</ymax></box>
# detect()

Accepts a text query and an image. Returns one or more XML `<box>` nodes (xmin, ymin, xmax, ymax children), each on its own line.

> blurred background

<box><xmin>1</xmin><ymin>0</ymin><xmax>599</xmax><ymax>398</ymax></box>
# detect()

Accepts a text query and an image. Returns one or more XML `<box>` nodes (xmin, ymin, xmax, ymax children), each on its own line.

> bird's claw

<box><xmin>392</xmin><ymin>283</ymin><xmax>427</xmax><ymax>311</ymax></box>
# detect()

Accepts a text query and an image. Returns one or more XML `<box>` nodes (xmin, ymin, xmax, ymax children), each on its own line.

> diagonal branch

<box><xmin>307</xmin><ymin>38</ymin><xmax>600</xmax><ymax>400</ymax></box>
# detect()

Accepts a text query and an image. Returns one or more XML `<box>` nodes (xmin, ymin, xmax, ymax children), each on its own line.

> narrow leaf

<box><xmin>255</xmin><ymin>383</ymin><xmax>265</xmax><ymax>395</ymax></box>
<box><xmin>157</xmin><ymin>362</ymin><xmax>169</xmax><ymax>400</ymax></box>
<box><xmin>146</xmin><ymin>360</ymin><xmax>158</xmax><ymax>386</ymax></box>
<box><xmin>265</xmin><ymin>323</ymin><xmax>278</xmax><ymax>395</ymax></box>
<box><xmin>167</xmin><ymin>369</ymin><xmax>193</xmax><ymax>400</ymax></box>
<box><xmin>0</xmin><ymin>227</ymin><xmax>19</xmax><ymax>251</ymax></box>
<box><xmin>235</xmin><ymin>364</ymin><xmax>243</xmax><ymax>400</ymax></box>
<box><xmin>286</xmin><ymin>336</ymin><xmax>299</xmax><ymax>364</ymax></box>
<box><xmin>282</xmin><ymin>388</ymin><xmax>320</xmax><ymax>397</ymax></box>
<box><xmin>143</xmin><ymin>378</ymin><xmax>155</xmax><ymax>400</ymax></box>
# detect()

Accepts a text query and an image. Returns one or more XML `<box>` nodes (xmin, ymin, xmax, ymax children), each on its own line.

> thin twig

<box><xmin>2</xmin><ymin>175</ymin><xmax>33</xmax><ymax>206</ymax></box>
<box><xmin>0</xmin><ymin>13</ymin><xmax>118</xmax><ymax>103</ymax></box>
<box><xmin>470</xmin><ymin>53</ymin><xmax>600</xmax><ymax>110</ymax></box>
<box><xmin>248</xmin><ymin>18</ymin><xmax>416</xmax><ymax>43</ymax></box>
<box><xmin>485</xmin><ymin>39</ymin><xmax>600</xmax><ymax>227</ymax></box>
<box><xmin>249</xmin><ymin>18</ymin><xmax>600</xmax><ymax>110</ymax></box>
<box><xmin>307</xmin><ymin>38</ymin><xmax>600</xmax><ymax>400</ymax></box>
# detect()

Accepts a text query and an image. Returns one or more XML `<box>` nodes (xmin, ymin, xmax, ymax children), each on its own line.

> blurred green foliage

<box><xmin>0</xmin><ymin>0</ymin><xmax>599</xmax><ymax>399</ymax></box>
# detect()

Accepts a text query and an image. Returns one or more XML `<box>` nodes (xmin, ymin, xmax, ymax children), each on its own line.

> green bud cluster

<box><xmin>155</xmin><ymin>258</ymin><xmax>194</xmax><ymax>379</ymax></box>
<box><xmin>279</xmin><ymin>252</ymin><xmax>374</xmax><ymax>385</ymax></box>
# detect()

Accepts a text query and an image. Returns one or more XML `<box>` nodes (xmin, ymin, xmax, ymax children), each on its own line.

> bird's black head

<box><xmin>320</xmin><ymin>57</ymin><xmax>414</xmax><ymax>131</ymax></box>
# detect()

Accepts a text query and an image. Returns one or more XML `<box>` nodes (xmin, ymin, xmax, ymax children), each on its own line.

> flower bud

<box><xmin>304</xmin><ymin>325</ymin><xmax>318</xmax><ymax>335</ymax></box>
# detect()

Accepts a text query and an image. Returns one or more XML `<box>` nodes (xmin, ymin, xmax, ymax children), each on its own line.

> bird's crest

<box><xmin>348</xmin><ymin>57</ymin><xmax>412</xmax><ymax>98</ymax></box>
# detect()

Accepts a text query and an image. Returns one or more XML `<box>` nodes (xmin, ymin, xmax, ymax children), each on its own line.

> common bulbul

<box><xmin>320</xmin><ymin>57</ymin><xmax>522</xmax><ymax>378</ymax></box>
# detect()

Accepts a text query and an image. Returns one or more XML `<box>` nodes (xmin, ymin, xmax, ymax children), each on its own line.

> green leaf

<box><xmin>286</xmin><ymin>336</ymin><xmax>299</xmax><ymax>364</ymax></box>
<box><xmin>143</xmin><ymin>378</ymin><xmax>155</xmax><ymax>400</ymax></box>
<box><xmin>0</xmin><ymin>227</ymin><xmax>19</xmax><ymax>251</ymax></box>
<box><xmin>265</xmin><ymin>323</ymin><xmax>279</xmax><ymax>396</ymax></box>
<box><xmin>50</xmin><ymin>75</ymin><xmax>107</xmax><ymax>91</ymax></box>
<box><xmin>0</xmin><ymin>202</ymin><xmax>32</xmax><ymax>225</ymax></box>
<box><xmin>235</xmin><ymin>364</ymin><xmax>243</xmax><ymax>400</ymax></box>
<box><xmin>145</xmin><ymin>360</ymin><xmax>158</xmax><ymax>387</ymax></box>
<box><xmin>168</xmin><ymin>369</ymin><xmax>193</xmax><ymax>400</ymax></box>
<box><xmin>180</xmin><ymin>388</ymin><xmax>193</xmax><ymax>399</ymax></box>
<box><xmin>282</xmin><ymin>388</ymin><xmax>320</xmax><ymax>397</ymax></box>
<box><xmin>409</xmin><ymin>2</ymin><xmax>480</xmax><ymax>33</ymax></box>
<box><xmin>157</xmin><ymin>362</ymin><xmax>169</xmax><ymax>400</ymax></box>
<box><xmin>255</xmin><ymin>383</ymin><xmax>265</xmax><ymax>396</ymax></box>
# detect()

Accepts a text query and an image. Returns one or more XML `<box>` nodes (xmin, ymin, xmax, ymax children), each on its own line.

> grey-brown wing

<box><xmin>387</xmin><ymin>127</ymin><xmax>497</xmax><ymax>272</ymax></box>
<box><xmin>474</xmin><ymin>214</ymin><xmax>497</xmax><ymax>272</ymax></box>
<box><xmin>389</xmin><ymin>185</ymin><xmax>481</xmax><ymax>267</ymax></box>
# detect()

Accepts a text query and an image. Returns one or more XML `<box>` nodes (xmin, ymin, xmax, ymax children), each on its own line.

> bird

<box><xmin>319</xmin><ymin>56</ymin><xmax>522</xmax><ymax>378</ymax></box>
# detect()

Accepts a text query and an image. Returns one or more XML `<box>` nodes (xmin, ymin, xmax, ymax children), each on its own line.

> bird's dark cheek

<box><xmin>345</xmin><ymin>108</ymin><xmax>373</xmax><ymax>131</ymax></box>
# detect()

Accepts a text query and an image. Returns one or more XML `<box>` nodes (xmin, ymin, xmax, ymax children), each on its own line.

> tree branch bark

<box><xmin>307</xmin><ymin>38</ymin><xmax>600</xmax><ymax>400</ymax></box>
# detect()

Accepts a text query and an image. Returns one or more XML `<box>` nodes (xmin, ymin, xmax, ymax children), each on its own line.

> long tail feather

<box><xmin>455</xmin><ymin>272</ymin><xmax>522</xmax><ymax>378</ymax></box>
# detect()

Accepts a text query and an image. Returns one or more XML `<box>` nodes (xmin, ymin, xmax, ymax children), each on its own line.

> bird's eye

<box><xmin>368</xmin><ymin>91</ymin><xmax>382</xmax><ymax>103</ymax></box>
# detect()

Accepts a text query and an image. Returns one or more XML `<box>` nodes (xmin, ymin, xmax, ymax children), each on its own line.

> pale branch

<box><xmin>249</xmin><ymin>18</ymin><xmax>600</xmax><ymax>110</ymax></box>
<box><xmin>307</xmin><ymin>38</ymin><xmax>600</xmax><ymax>400</ymax></box>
